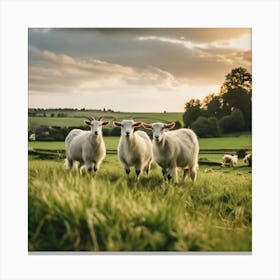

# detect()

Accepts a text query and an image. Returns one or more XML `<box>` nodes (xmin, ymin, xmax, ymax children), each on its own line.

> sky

<box><xmin>28</xmin><ymin>28</ymin><xmax>251</xmax><ymax>112</ymax></box>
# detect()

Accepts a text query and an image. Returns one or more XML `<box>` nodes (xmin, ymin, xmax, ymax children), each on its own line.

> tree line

<box><xmin>183</xmin><ymin>67</ymin><xmax>252</xmax><ymax>137</ymax></box>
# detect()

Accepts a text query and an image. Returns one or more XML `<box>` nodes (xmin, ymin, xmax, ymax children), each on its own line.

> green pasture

<box><xmin>28</xmin><ymin>157</ymin><xmax>251</xmax><ymax>252</ymax></box>
<box><xmin>28</xmin><ymin>112</ymin><xmax>183</xmax><ymax>130</ymax></box>
<box><xmin>28</xmin><ymin>121</ymin><xmax>252</xmax><ymax>252</ymax></box>
<box><xmin>28</xmin><ymin>134</ymin><xmax>251</xmax><ymax>151</ymax></box>
<box><xmin>28</xmin><ymin>134</ymin><xmax>251</xmax><ymax>165</ymax></box>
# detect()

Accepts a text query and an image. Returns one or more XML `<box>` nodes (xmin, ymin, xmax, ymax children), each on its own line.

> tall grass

<box><xmin>28</xmin><ymin>159</ymin><xmax>251</xmax><ymax>252</ymax></box>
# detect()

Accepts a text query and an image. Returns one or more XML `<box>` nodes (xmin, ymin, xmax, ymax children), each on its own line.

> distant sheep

<box><xmin>243</xmin><ymin>153</ymin><xmax>252</xmax><ymax>167</ymax></box>
<box><xmin>222</xmin><ymin>154</ymin><xmax>238</xmax><ymax>167</ymax></box>
<box><xmin>29</xmin><ymin>133</ymin><xmax>36</xmax><ymax>141</ymax></box>
<box><xmin>143</xmin><ymin>122</ymin><xmax>199</xmax><ymax>184</ymax></box>
<box><xmin>64</xmin><ymin>117</ymin><xmax>109</xmax><ymax>172</ymax></box>
<box><xmin>113</xmin><ymin>119</ymin><xmax>153</xmax><ymax>181</ymax></box>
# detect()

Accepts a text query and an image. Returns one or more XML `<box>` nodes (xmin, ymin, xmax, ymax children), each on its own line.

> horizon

<box><xmin>28</xmin><ymin>107</ymin><xmax>181</xmax><ymax>113</ymax></box>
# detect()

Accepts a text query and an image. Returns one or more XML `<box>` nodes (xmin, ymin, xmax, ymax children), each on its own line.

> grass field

<box><xmin>28</xmin><ymin>158</ymin><xmax>251</xmax><ymax>252</ymax></box>
<box><xmin>28</xmin><ymin>134</ymin><xmax>251</xmax><ymax>164</ymax></box>
<box><xmin>28</xmin><ymin>112</ymin><xmax>183</xmax><ymax>130</ymax></box>
<box><xmin>28</xmin><ymin>133</ymin><xmax>252</xmax><ymax>252</ymax></box>
<box><xmin>28</xmin><ymin>134</ymin><xmax>252</xmax><ymax>151</ymax></box>
<box><xmin>28</xmin><ymin>110</ymin><xmax>252</xmax><ymax>252</ymax></box>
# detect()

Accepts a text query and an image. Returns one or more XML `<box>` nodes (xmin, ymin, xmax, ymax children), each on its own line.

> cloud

<box><xmin>28</xmin><ymin>28</ymin><xmax>251</xmax><ymax>111</ymax></box>
<box><xmin>94</xmin><ymin>28</ymin><xmax>251</xmax><ymax>43</ymax></box>
<box><xmin>28</xmin><ymin>48</ymin><xmax>179</xmax><ymax>95</ymax></box>
<box><xmin>28</xmin><ymin>28</ymin><xmax>251</xmax><ymax>87</ymax></box>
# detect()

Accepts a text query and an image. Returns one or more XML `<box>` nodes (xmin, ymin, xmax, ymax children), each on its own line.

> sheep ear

<box><xmin>132</xmin><ymin>122</ymin><xmax>142</xmax><ymax>128</ymax></box>
<box><xmin>142</xmin><ymin>123</ymin><xmax>152</xmax><ymax>129</ymax></box>
<box><xmin>85</xmin><ymin>120</ymin><xmax>91</xmax><ymax>126</ymax></box>
<box><xmin>102</xmin><ymin>121</ymin><xmax>110</xmax><ymax>126</ymax></box>
<box><xmin>164</xmin><ymin>122</ymin><xmax>175</xmax><ymax>129</ymax></box>
<box><xmin>113</xmin><ymin>121</ymin><xmax>122</xmax><ymax>127</ymax></box>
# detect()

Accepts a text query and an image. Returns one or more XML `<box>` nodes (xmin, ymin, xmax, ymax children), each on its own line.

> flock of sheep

<box><xmin>222</xmin><ymin>153</ymin><xmax>252</xmax><ymax>167</ymax></box>
<box><xmin>64</xmin><ymin>116</ymin><xmax>251</xmax><ymax>184</ymax></box>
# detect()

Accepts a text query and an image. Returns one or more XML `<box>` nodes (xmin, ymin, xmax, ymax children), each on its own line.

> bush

<box><xmin>102</xmin><ymin>127</ymin><xmax>111</xmax><ymax>136</ymax></box>
<box><xmin>174</xmin><ymin>121</ymin><xmax>182</xmax><ymax>129</ymax></box>
<box><xmin>191</xmin><ymin>116</ymin><xmax>220</xmax><ymax>138</ymax></box>
<box><xmin>110</xmin><ymin>127</ymin><xmax>121</xmax><ymax>136</ymax></box>
<box><xmin>219</xmin><ymin>109</ymin><xmax>245</xmax><ymax>133</ymax></box>
<box><xmin>237</xmin><ymin>149</ymin><xmax>247</xmax><ymax>159</ymax></box>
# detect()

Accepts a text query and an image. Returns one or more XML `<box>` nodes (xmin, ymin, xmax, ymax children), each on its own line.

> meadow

<box><xmin>28</xmin><ymin>111</ymin><xmax>252</xmax><ymax>252</ymax></box>
<box><xmin>28</xmin><ymin>111</ymin><xmax>183</xmax><ymax>130</ymax></box>
<box><xmin>28</xmin><ymin>135</ymin><xmax>252</xmax><ymax>252</ymax></box>
<box><xmin>28</xmin><ymin>159</ymin><xmax>251</xmax><ymax>252</ymax></box>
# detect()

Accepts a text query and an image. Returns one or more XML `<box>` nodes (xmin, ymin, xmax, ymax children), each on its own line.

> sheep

<box><xmin>243</xmin><ymin>153</ymin><xmax>252</xmax><ymax>166</ymax></box>
<box><xmin>29</xmin><ymin>133</ymin><xmax>36</xmax><ymax>141</ymax></box>
<box><xmin>222</xmin><ymin>154</ymin><xmax>238</xmax><ymax>167</ymax></box>
<box><xmin>113</xmin><ymin>119</ymin><xmax>153</xmax><ymax>181</ymax></box>
<box><xmin>142</xmin><ymin>122</ymin><xmax>199</xmax><ymax>184</ymax></box>
<box><xmin>64</xmin><ymin>116</ymin><xmax>109</xmax><ymax>172</ymax></box>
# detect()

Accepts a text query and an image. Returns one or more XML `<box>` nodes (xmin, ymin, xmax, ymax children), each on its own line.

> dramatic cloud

<box><xmin>28</xmin><ymin>28</ymin><xmax>251</xmax><ymax>111</ymax></box>
<box><xmin>29</xmin><ymin>47</ymin><xmax>178</xmax><ymax>93</ymax></box>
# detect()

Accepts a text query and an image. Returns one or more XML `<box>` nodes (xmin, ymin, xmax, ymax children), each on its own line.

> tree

<box><xmin>191</xmin><ymin>116</ymin><xmax>220</xmax><ymax>138</ymax></box>
<box><xmin>174</xmin><ymin>120</ymin><xmax>182</xmax><ymax>129</ymax></box>
<box><xmin>219</xmin><ymin>109</ymin><xmax>245</xmax><ymax>133</ymax></box>
<box><xmin>221</xmin><ymin>87</ymin><xmax>251</xmax><ymax>130</ymax></box>
<box><xmin>202</xmin><ymin>94</ymin><xmax>223</xmax><ymax>119</ymax></box>
<box><xmin>220</xmin><ymin>67</ymin><xmax>252</xmax><ymax>130</ymax></box>
<box><xmin>223</xmin><ymin>67</ymin><xmax>252</xmax><ymax>92</ymax></box>
<box><xmin>183</xmin><ymin>99</ymin><xmax>202</xmax><ymax>128</ymax></box>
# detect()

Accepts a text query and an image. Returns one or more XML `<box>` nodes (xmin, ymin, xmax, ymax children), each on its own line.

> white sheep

<box><xmin>222</xmin><ymin>154</ymin><xmax>238</xmax><ymax>167</ymax></box>
<box><xmin>64</xmin><ymin>117</ymin><xmax>109</xmax><ymax>172</ymax></box>
<box><xmin>113</xmin><ymin>119</ymin><xmax>153</xmax><ymax>180</ymax></box>
<box><xmin>243</xmin><ymin>153</ymin><xmax>252</xmax><ymax>166</ymax></box>
<box><xmin>143</xmin><ymin>122</ymin><xmax>199</xmax><ymax>184</ymax></box>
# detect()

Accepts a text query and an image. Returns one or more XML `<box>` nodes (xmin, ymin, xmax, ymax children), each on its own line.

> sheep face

<box><xmin>84</xmin><ymin>119</ymin><xmax>109</xmax><ymax>136</ymax></box>
<box><xmin>143</xmin><ymin>122</ymin><xmax>175</xmax><ymax>142</ymax></box>
<box><xmin>113</xmin><ymin>120</ymin><xmax>142</xmax><ymax>138</ymax></box>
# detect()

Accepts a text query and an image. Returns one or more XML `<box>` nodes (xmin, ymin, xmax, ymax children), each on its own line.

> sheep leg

<box><xmin>124</xmin><ymin>167</ymin><xmax>130</xmax><ymax>177</ymax></box>
<box><xmin>84</xmin><ymin>160</ymin><xmax>93</xmax><ymax>172</ymax></box>
<box><xmin>64</xmin><ymin>158</ymin><xmax>73</xmax><ymax>169</ymax></box>
<box><xmin>189</xmin><ymin>165</ymin><xmax>197</xmax><ymax>183</ymax></box>
<box><xmin>78</xmin><ymin>161</ymin><xmax>83</xmax><ymax>169</ymax></box>
<box><xmin>182</xmin><ymin>168</ymin><xmax>189</xmax><ymax>182</ymax></box>
<box><xmin>77</xmin><ymin>162</ymin><xmax>85</xmax><ymax>175</ymax></box>
<box><xmin>93</xmin><ymin>161</ymin><xmax>101</xmax><ymax>172</ymax></box>
<box><xmin>167</xmin><ymin>166</ymin><xmax>178</xmax><ymax>184</ymax></box>
<box><xmin>144</xmin><ymin>161</ymin><xmax>152</xmax><ymax>177</ymax></box>
<box><xmin>162</xmin><ymin>168</ymin><xmax>167</xmax><ymax>181</ymax></box>
<box><xmin>135</xmin><ymin>165</ymin><xmax>142</xmax><ymax>181</ymax></box>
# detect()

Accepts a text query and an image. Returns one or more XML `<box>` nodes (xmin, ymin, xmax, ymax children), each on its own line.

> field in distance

<box><xmin>28</xmin><ymin>111</ymin><xmax>183</xmax><ymax>130</ymax></box>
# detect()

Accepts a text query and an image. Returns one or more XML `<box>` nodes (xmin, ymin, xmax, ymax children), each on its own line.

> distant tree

<box><xmin>174</xmin><ymin>120</ymin><xmax>182</xmax><ymax>129</ymax></box>
<box><xmin>202</xmin><ymin>94</ymin><xmax>223</xmax><ymax>119</ymax></box>
<box><xmin>183</xmin><ymin>99</ymin><xmax>202</xmax><ymax>128</ymax></box>
<box><xmin>110</xmin><ymin>126</ymin><xmax>121</xmax><ymax>136</ymax></box>
<box><xmin>102</xmin><ymin>127</ymin><xmax>111</xmax><ymax>136</ymax></box>
<box><xmin>223</xmin><ymin>67</ymin><xmax>252</xmax><ymax>92</ymax></box>
<box><xmin>57</xmin><ymin>112</ymin><xmax>67</xmax><ymax>117</ymax></box>
<box><xmin>219</xmin><ymin>109</ymin><xmax>245</xmax><ymax>133</ymax></box>
<box><xmin>191</xmin><ymin>116</ymin><xmax>220</xmax><ymax>138</ymax></box>
<box><xmin>221</xmin><ymin>87</ymin><xmax>251</xmax><ymax>130</ymax></box>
